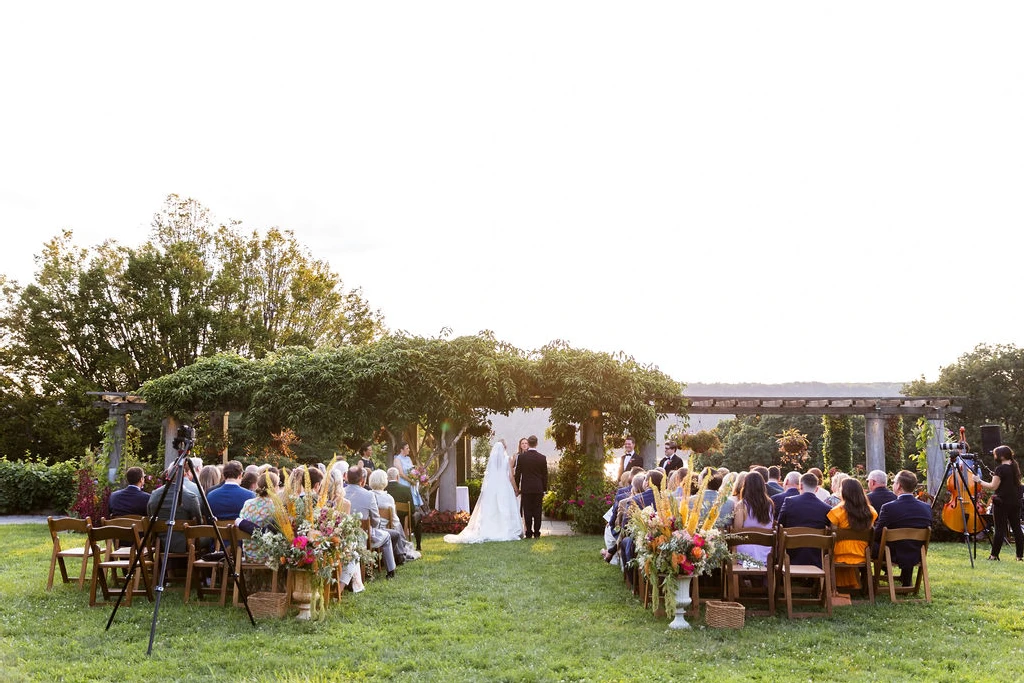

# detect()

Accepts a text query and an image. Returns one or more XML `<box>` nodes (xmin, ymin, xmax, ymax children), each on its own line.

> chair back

<box><xmin>834</xmin><ymin>527</ymin><xmax>873</xmax><ymax>546</ymax></box>
<box><xmin>728</xmin><ymin>529</ymin><xmax>775</xmax><ymax>549</ymax></box>
<box><xmin>394</xmin><ymin>501</ymin><xmax>413</xmax><ymax>536</ymax></box>
<box><xmin>381</xmin><ymin>506</ymin><xmax>396</xmax><ymax>530</ymax></box>
<box><xmin>879</xmin><ymin>526</ymin><xmax>930</xmax><ymax>548</ymax></box>
<box><xmin>360</xmin><ymin>518</ymin><xmax>372</xmax><ymax>550</ymax></box>
<box><xmin>780</xmin><ymin>532</ymin><xmax>833</xmax><ymax>553</ymax></box>
<box><xmin>49</xmin><ymin>515</ymin><xmax>91</xmax><ymax>539</ymax></box>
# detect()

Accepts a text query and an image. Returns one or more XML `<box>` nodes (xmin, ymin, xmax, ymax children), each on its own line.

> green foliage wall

<box><xmin>822</xmin><ymin>415</ymin><xmax>853</xmax><ymax>473</ymax></box>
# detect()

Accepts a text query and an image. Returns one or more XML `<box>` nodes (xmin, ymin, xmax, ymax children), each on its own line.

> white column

<box><xmin>926</xmin><ymin>416</ymin><xmax>946</xmax><ymax>496</ymax></box>
<box><xmin>864</xmin><ymin>414</ymin><xmax>886</xmax><ymax>474</ymax></box>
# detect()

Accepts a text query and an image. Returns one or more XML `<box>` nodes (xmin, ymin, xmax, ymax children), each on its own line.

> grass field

<box><xmin>1</xmin><ymin>524</ymin><xmax>1022</xmax><ymax>682</ymax></box>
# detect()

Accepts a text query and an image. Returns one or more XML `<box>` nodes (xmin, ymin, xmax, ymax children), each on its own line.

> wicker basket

<box><xmin>248</xmin><ymin>591</ymin><xmax>288</xmax><ymax>619</ymax></box>
<box><xmin>704</xmin><ymin>600</ymin><xmax>745</xmax><ymax>629</ymax></box>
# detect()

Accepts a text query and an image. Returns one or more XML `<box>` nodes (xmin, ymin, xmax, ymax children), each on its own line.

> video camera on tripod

<box><xmin>171</xmin><ymin>424</ymin><xmax>195</xmax><ymax>452</ymax></box>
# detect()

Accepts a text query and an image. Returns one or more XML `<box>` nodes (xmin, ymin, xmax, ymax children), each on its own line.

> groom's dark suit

<box><xmin>515</xmin><ymin>448</ymin><xmax>548</xmax><ymax>538</ymax></box>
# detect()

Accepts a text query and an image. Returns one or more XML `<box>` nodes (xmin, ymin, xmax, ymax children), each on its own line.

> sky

<box><xmin>2</xmin><ymin>3</ymin><xmax>1022</xmax><ymax>386</ymax></box>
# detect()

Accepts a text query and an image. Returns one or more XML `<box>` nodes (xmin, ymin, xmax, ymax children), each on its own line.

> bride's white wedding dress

<box><xmin>444</xmin><ymin>442</ymin><xmax>523</xmax><ymax>543</ymax></box>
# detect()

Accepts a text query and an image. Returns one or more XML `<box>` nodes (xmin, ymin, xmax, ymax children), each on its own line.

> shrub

<box><xmin>465</xmin><ymin>479</ymin><xmax>482</xmax><ymax>511</ymax></box>
<box><xmin>0</xmin><ymin>456</ymin><xmax>80</xmax><ymax>515</ymax></box>
<box><xmin>420</xmin><ymin>509</ymin><xmax>471</xmax><ymax>534</ymax></box>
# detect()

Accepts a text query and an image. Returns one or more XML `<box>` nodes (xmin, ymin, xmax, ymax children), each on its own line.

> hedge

<box><xmin>0</xmin><ymin>457</ymin><xmax>79</xmax><ymax>515</ymax></box>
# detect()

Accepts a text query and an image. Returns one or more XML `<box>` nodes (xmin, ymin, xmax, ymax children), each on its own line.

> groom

<box><xmin>514</xmin><ymin>435</ymin><xmax>548</xmax><ymax>539</ymax></box>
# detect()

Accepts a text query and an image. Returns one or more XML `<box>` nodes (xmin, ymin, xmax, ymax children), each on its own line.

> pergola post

<box><xmin>436</xmin><ymin>424</ymin><xmax>458</xmax><ymax>512</ymax></box>
<box><xmin>864</xmin><ymin>414</ymin><xmax>886</xmax><ymax>474</ymax></box>
<box><xmin>926</xmin><ymin>415</ymin><xmax>946</xmax><ymax>497</ymax></box>
<box><xmin>163</xmin><ymin>416</ymin><xmax>182</xmax><ymax>470</ymax></box>
<box><xmin>107</xmin><ymin>413</ymin><xmax>127</xmax><ymax>483</ymax></box>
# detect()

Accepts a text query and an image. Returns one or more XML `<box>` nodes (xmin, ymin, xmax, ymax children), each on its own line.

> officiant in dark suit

<box><xmin>514</xmin><ymin>435</ymin><xmax>548</xmax><ymax>539</ymax></box>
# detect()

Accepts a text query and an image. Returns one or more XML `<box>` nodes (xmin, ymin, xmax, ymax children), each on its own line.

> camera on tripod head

<box><xmin>939</xmin><ymin>440</ymin><xmax>977</xmax><ymax>462</ymax></box>
<box><xmin>171</xmin><ymin>424</ymin><xmax>196</xmax><ymax>451</ymax></box>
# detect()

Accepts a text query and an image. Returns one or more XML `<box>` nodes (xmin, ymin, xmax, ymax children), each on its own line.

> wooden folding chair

<box><xmin>150</xmin><ymin>520</ymin><xmax>192</xmax><ymax>586</ymax></box>
<box><xmin>777</xmin><ymin>531</ymin><xmax>834</xmax><ymax>619</ymax></box>
<box><xmin>230</xmin><ymin>526</ymin><xmax>281</xmax><ymax>608</ymax></box>
<box><xmin>182</xmin><ymin>524</ymin><xmax>231</xmax><ymax>606</ymax></box>
<box><xmin>394</xmin><ymin>501</ymin><xmax>413</xmax><ymax>537</ymax></box>
<box><xmin>873</xmin><ymin>527</ymin><xmax>931</xmax><ymax>603</ymax></box>
<box><xmin>87</xmin><ymin>523</ymin><xmax>153</xmax><ymax>606</ymax></box>
<box><xmin>832</xmin><ymin>527</ymin><xmax>875</xmax><ymax>604</ymax></box>
<box><xmin>46</xmin><ymin>516</ymin><xmax>92</xmax><ymax>590</ymax></box>
<box><xmin>381</xmin><ymin>506</ymin><xmax>397</xmax><ymax>530</ymax></box>
<box><xmin>725</xmin><ymin>529</ymin><xmax>776</xmax><ymax>616</ymax></box>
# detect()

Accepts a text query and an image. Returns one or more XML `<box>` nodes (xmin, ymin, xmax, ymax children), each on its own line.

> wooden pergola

<box><xmin>683</xmin><ymin>395</ymin><xmax>962</xmax><ymax>495</ymax></box>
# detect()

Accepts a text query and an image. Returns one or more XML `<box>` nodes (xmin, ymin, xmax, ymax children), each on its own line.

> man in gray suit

<box><xmin>344</xmin><ymin>466</ymin><xmax>397</xmax><ymax>578</ymax></box>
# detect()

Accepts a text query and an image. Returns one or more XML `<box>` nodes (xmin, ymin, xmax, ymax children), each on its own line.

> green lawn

<box><xmin>1</xmin><ymin>524</ymin><xmax>1022</xmax><ymax>682</ymax></box>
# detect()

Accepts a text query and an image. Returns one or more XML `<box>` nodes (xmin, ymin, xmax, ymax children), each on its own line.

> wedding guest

<box><xmin>206</xmin><ymin>460</ymin><xmax>256</xmax><ymax>520</ymax></box>
<box><xmin>239</xmin><ymin>471</ymin><xmax>258</xmax><ymax>492</ymax></box>
<box><xmin>368</xmin><ymin>469</ymin><xmax>420</xmax><ymax>560</ymax></box>
<box><xmin>108</xmin><ymin>467</ymin><xmax>150</xmax><ymax>517</ymax></box>
<box><xmin>770</xmin><ymin>471</ymin><xmax>801</xmax><ymax>521</ymax></box>
<box><xmin>827</xmin><ymin>477</ymin><xmax>877</xmax><ymax>590</ymax></box>
<box><xmin>778</xmin><ymin>472</ymin><xmax>831</xmax><ymax>567</ymax></box>
<box><xmin>148</xmin><ymin>465</ymin><xmax>202</xmax><ymax>553</ymax></box>
<box><xmin>394</xmin><ymin>442</ymin><xmax>424</xmax><ymax>511</ymax></box>
<box><xmin>866</xmin><ymin>470</ymin><xmax>897</xmax><ymax>511</ymax></box>
<box><xmin>718</xmin><ymin>471</ymin><xmax>747</xmax><ymax>527</ymax></box>
<box><xmin>730</xmin><ymin>471</ymin><xmax>774</xmax><ymax>564</ymax></box>
<box><xmin>825</xmin><ymin>472</ymin><xmax>848</xmax><ymax>507</ymax></box>
<box><xmin>689</xmin><ymin>469</ymin><xmax>723</xmax><ymax>522</ymax></box>
<box><xmin>325</xmin><ymin>470</ymin><xmax>364</xmax><ymax>592</ymax></box>
<box><xmin>807</xmin><ymin>468</ymin><xmax>829</xmax><ymax>501</ymax></box>
<box><xmin>872</xmin><ymin>470</ymin><xmax>932</xmax><ymax>585</ymax></box>
<box><xmin>237</xmin><ymin>472</ymin><xmax>280</xmax><ymax>562</ymax></box>
<box><xmin>766</xmin><ymin>466</ymin><xmax>785</xmax><ymax>496</ymax></box>
<box><xmin>197</xmin><ymin>462</ymin><xmax>221</xmax><ymax>495</ymax></box>
<box><xmin>345</xmin><ymin>466</ymin><xmax>397</xmax><ymax>579</ymax></box>
<box><xmin>978</xmin><ymin>445</ymin><xmax>1024</xmax><ymax>561</ymax></box>
<box><xmin>386</xmin><ymin>467</ymin><xmax>422</xmax><ymax>551</ymax></box>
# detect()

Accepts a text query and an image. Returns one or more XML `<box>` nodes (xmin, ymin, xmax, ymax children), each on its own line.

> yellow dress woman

<box><xmin>826</xmin><ymin>478</ymin><xmax>877</xmax><ymax>590</ymax></box>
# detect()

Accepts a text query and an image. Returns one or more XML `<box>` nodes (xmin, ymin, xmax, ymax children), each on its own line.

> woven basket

<box><xmin>248</xmin><ymin>591</ymin><xmax>288</xmax><ymax>619</ymax></box>
<box><xmin>705</xmin><ymin>600</ymin><xmax>745</xmax><ymax>629</ymax></box>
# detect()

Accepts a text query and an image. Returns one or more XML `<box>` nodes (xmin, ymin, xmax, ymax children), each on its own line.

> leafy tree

<box><xmin>904</xmin><ymin>343</ymin><xmax>1024</xmax><ymax>454</ymax></box>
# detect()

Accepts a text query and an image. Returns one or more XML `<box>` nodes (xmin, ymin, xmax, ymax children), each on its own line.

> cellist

<box><xmin>978</xmin><ymin>445</ymin><xmax>1024</xmax><ymax>561</ymax></box>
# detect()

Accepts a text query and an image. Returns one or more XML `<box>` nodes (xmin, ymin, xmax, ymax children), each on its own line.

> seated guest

<box><xmin>603</xmin><ymin>469</ymin><xmax>642</xmax><ymax>562</ymax></box>
<box><xmin>345</xmin><ymin>466</ymin><xmax>397</xmax><ymax>579</ymax></box>
<box><xmin>807</xmin><ymin>468</ymin><xmax>829</xmax><ymax>501</ymax></box>
<box><xmin>206</xmin><ymin>460</ymin><xmax>256</xmax><ymax>520</ymax></box>
<box><xmin>770</xmin><ymin>471</ymin><xmax>801</xmax><ymax>520</ymax></box>
<box><xmin>368</xmin><ymin>469</ymin><xmax>420</xmax><ymax>561</ymax></box>
<box><xmin>108</xmin><ymin>466</ymin><xmax>150</xmax><ymax>517</ymax></box>
<box><xmin>239</xmin><ymin>471</ymin><xmax>258</xmax><ymax>492</ymax></box>
<box><xmin>386</xmin><ymin>467</ymin><xmax>422</xmax><ymax>551</ymax></box>
<box><xmin>873</xmin><ymin>470</ymin><xmax>932</xmax><ymax>585</ymax></box>
<box><xmin>147</xmin><ymin>465</ymin><xmax>202</xmax><ymax>553</ymax></box>
<box><xmin>866</xmin><ymin>469</ymin><xmax>897</xmax><ymax>511</ymax></box>
<box><xmin>614</xmin><ymin>470</ymin><xmax>664</xmax><ymax>567</ymax></box>
<box><xmin>237</xmin><ymin>472</ymin><xmax>280</xmax><ymax>562</ymax></box>
<box><xmin>688</xmin><ymin>469</ymin><xmax>723</xmax><ymax>522</ymax></box>
<box><xmin>827</xmin><ymin>477</ymin><xmax>877</xmax><ymax>590</ymax></box>
<box><xmin>717</xmin><ymin>471</ymin><xmax>746</xmax><ymax>528</ymax></box>
<box><xmin>765</xmin><ymin>466</ymin><xmax>784</xmax><ymax>496</ymax></box>
<box><xmin>325</xmin><ymin>470</ymin><xmax>364</xmax><ymax>593</ymax></box>
<box><xmin>824</xmin><ymin>472</ymin><xmax>847</xmax><ymax>507</ymax></box>
<box><xmin>778</xmin><ymin>472</ymin><xmax>831</xmax><ymax>567</ymax></box>
<box><xmin>730</xmin><ymin>471</ymin><xmax>774</xmax><ymax>564</ymax></box>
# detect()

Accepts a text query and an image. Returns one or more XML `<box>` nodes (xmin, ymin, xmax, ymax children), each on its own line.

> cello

<box><xmin>941</xmin><ymin>427</ymin><xmax>986</xmax><ymax>534</ymax></box>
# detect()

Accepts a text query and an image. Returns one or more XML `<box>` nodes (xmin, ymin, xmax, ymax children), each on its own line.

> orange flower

<box><xmin>690</xmin><ymin>546</ymin><xmax>704</xmax><ymax>560</ymax></box>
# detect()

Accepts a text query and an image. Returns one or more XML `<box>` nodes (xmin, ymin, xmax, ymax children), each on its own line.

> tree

<box><xmin>821</xmin><ymin>415</ymin><xmax>853</xmax><ymax>474</ymax></box>
<box><xmin>904</xmin><ymin>343</ymin><xmax>1024</xmax><ymax>454</ymax></box>
<box><xmin>0</xmin><ymin>195</ymin><xmax>385</xmax><ymax>462</ymax></box>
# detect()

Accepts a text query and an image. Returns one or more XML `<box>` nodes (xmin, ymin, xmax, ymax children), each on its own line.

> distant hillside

<box><xmin>486</xmin><ymin>381</ymin><xmax>909</xmax><ymax>459</ymax></box>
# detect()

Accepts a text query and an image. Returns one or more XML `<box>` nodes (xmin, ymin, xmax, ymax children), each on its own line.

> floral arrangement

<box><xmin>625</xmin><ymin>463</ymin><xmax>735</xmax><ymax>585</ymax></box>
<box><xmin>249</xmin><ymin>467</ymin><xmax>371</xmax><ymax>585</ymax></box>
<box><xmin>420</xmin><ymin>509</ymin><xmax>471</xmax><ymax>534</ymax></box>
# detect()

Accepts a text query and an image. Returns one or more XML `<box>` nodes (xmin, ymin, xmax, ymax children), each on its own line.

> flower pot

<box><xmin>290</xmin><ymin>569</ymin><xmax>314</xmax><ymax>620</ymax></box>
<box><xmin>668</xmin><ymin>575</ymin><xmax>693</xmax><ymax>630</ymax></box>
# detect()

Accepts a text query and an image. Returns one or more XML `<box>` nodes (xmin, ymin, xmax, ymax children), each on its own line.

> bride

<box><xmin>444</xmin><ymin>440</ymin><xmax>523</xmax><ymax>543</ymax></box>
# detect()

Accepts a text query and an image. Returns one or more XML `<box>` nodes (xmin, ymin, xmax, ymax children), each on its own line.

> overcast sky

<box><xmin>2</xmin><ymin>2</ymin><xmax>1022</xmax><ymax>385</ymax></box>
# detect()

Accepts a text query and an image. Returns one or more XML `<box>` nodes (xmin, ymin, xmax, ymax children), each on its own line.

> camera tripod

<box><xmin>932</xmin><ymin>452</ymin><xmax>992</xmax><ymax>568</ymax></box>
<box><xmin>105</xmin><ymin>430</ymin><xmax>256</xmax><ymax>654</ymax></box>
